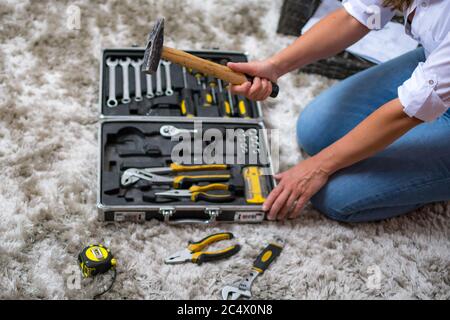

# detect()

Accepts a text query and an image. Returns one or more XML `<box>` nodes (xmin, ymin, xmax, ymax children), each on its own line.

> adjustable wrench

<box><xmin>119</xmin><ymin>57</ymin><xmax>131</xmax><ymax>104</ymax></box>
<box><xmin>155</xmin><ymin>62</ymin><xmax>163</xmax><ymax>96</ymax></box>
<box><xmin>106</xmin><ymin>58</ymin><xmax>119</xmax><ymax>108</ymax></box>
<box><xmin>162</xmin><ymin>60</ymin><xmax>173</xmax><ymax>96</ymax></box>
<box><xmin>131</xmin><ymin>59</ymin><xmax>144</xmax><ymax>102</ymax></box>
<box><xmin>221</xmin><ymin>238</ymin><xmax>284</xmax><ymax>300</ymax></box>
<box><xmin>146</xmin><ymin>74</ymin><xmax>154</xmax><ymax>99</ymax></box>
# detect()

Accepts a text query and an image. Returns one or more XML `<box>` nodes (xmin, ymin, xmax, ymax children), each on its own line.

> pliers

<box><xmin>121</xmin><ymin>163</ymin><xmax>230</xmax><ymax>188</ymax></box>
<box><xmin>165</xmin><ymin>232</ymin><xmax>241</xmax><ymax>265</ymax></box>
<box><xmin>155</xmin><ymin>183</ymin><xmax>234</xmax><ymax>202</ymax></box>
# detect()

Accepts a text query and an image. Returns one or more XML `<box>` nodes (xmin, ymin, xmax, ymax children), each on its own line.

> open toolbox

<box><xmin>98</xmin><ymin>48</ymin><xmax>277</xmax><ymax>224</ymax></box>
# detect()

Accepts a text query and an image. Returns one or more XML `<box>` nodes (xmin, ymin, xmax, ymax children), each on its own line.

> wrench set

<box><xmin>102</xmin><ymin>50</ymin><xmax>260</xmax><ymax>118</ymax></box>
<box><xmin>99</xmin><ymin>48</ymin><xmax>276</xmax><ymax>224</ymax></box>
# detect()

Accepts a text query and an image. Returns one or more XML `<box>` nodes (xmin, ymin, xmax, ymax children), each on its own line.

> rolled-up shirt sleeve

<box><xmin>343</xmin><ymin>0</ymin><xmax>395</xmax><ymax>30</ymax></box>
<box><xmin>398</xmin><ymin>32</ymin><xmax>450</xmax><ymax>122</ymax></box>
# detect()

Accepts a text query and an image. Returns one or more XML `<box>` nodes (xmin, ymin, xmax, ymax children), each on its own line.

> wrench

<box><xmin>162</xmin><ymin>60</ymin><xmax>173</xmax><ymax>96</ymax></box>
<box><xmin>119</xmin><ymin>57</ymin><xmax>131</xmax><ymax>104</ymax></box>
<box><xmin>106</xmin><ymin>58</ymin><xmax>119</xmax><ymax>108</ymax></box>
<box><xmin>221</xmin><ymin>238</ymin><xmax>284</xmax><ymax>300</ymax></box>
<box><xmin>146</xmin><ymin>74</ymin><xmax>154</xmax><ymax>99</ymax></box>
<box><xmin>155</xmin><ymin>62</ymin><xmax>163</xmax><ymax>96</ymax></box>
<box><xmin>131</xmin><ymin>59</ymin><xmax>144</xmax><ymax>102</ymax></box>
<box><xmin>160</xmin><ymin>125</ymin><xmax>197</xmax><ymax>138</ymax></box>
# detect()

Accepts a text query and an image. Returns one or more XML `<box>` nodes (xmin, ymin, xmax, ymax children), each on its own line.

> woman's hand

<box><xmin>227</xmin><ymin>59</ymin><xmax>280</xmax><ymax>101</ymax></box>
<box><xmin>263</xmin><ymin>156</ymin><xmax>331</xmax><ymax>220</ymax></box>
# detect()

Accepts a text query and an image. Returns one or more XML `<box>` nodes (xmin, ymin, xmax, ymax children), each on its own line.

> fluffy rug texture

<box><xmin>0</xmin><ymin>0</ymin><xmax>448</xmax><ymax>300</ymax></box>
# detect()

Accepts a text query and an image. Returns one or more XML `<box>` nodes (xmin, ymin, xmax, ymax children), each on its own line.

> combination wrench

<box><xmin>119</xmin><ymin>57</ymin><xmax>131</xmax><ymax>104</ymax></box>
<box><xmin>155</xmin><ymin>62</ymin><xmax>163</xmax><ymax>96</ymax></box>
<box><xmin>146</xmin><ymin>74</ymin><xmax>154</xmax><ymax>99</ymax></box>
<box><xmin>106</xmin><ymin>58</ymin><xmax>119</xmax><ymax>108</ymax></box>
<box><xmin>162</xmin><ymin>60</ymin><xmax>173</xmax><ymax>96</ymax></box>
<box><xmin>131</xmin><ymin>59</ymin><xmax>144</xmax><ymax>102</ymax></box>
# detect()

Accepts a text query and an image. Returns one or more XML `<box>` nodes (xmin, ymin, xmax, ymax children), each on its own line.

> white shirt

<box><xmin>343</xmin><ymin>0</ymin><xmax>450</xmax><ymax>121</ymax></box>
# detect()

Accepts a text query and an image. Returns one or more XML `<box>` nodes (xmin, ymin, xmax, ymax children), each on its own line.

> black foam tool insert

<box><xmin>100</xmin><ymin>121</ymin><xmax>274</xmax><ymax>206</ymax></box>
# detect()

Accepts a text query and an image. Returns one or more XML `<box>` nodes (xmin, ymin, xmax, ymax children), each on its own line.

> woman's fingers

<box><xmin>248</xmin><ymin>77</ymin><xmax>262</xmax><ymax>100</ymax></box>
<box><xmin>267</xmin><ymin>189</ymin><xmax>290</xmax><ymax>220</ymax></box>
<box><xmin>262</xmin><ymin>184</ymin><xmax>283</xmax><ymax>212</ymax></box>
<box><xmin>277</xmin><ymin>192</ymin><xmax>298</xmax><ymax>221</ymax></box>
<box><xmin>289</xmin><ymin>194</ymin><xmax>310</xmax><ymax>219</ymax></box>
<box><xmin>260</xmin><ymin>79</ymin><xmax>272</xmax><ymax>100</ymax></box>
<box><xmin>274</xmin><ymin>172</ymin><xmax>284</xmax><ymax>180</ymax></box>
<box><xmin>230</xmin><ymin>81</ymin><xmax>251</xmax><ymax>95</ymax></box>
<box><xmin>227</xmin><ymin>62</ymin><xmax>258</xmax><ymax>76</ymax></box>
<box><xmin>255</xmin><ymin>79</ymin><xmax>269</xmax><ymax>101</ymax></box>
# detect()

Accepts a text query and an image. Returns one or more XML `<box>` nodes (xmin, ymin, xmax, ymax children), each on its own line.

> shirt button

<box><xmin>421</xmin><ymin>2</ymin><xmax>427</xmax><ymax>7</ymax></box>
<box><xmin>429</xmin><ymin>80</ymin><xmax>435</xmax><ymax>85</ymax></box>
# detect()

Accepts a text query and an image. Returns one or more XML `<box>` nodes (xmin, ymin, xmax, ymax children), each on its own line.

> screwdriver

<box><xmin>191</xmin><ymin>69</ymin><xmax>203</xmax><ymax>87</ymax></box>
<box><xmin>237</xmin><ymin>95</ymin><xmax>251</xmax><ymax>119</ymax></box>
<box><xmin>227</xmin><ymin>84</ymin><xmax>236</xmax><ymax>116</ymax></box>
<box><xmin>180</xmin><ymin>67</ymin><xmax>195</xmax><ymax>117</ymax></box>
<box><xmin>217</xmin><ymin>79</ymin><xmax>232</xmax><ymax>117</ymax></box>
<box><xmin>199</xmin><ymin>77</ymin><xmax>213</xmax><ymax>108</ymax></box>
<box><xmin>207</xmin><ymin>75</ymin><xmax>218</xmax><ymax>105</ymax></box>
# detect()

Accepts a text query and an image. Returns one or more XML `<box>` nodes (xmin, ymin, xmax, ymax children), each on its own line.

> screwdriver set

<box><xmin>98</xmin><ymin>48</ymin><xmax>277</xmax><ymax>224</ymax></box>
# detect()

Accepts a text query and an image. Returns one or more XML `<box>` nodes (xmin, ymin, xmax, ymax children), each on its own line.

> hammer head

<box><xmin>142</xmin><ymin>18</ymin><xmax>165</xmax><ymax>74</ymax></box>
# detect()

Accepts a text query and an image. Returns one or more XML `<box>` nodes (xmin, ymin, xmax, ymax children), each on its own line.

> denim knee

<box><xmin>309</xmin><ymin>175</ymin><xmax>361</xmax><ymax>223</ymax></box>
<box><xmin>310</xmin><ymin>191</ymin><xmax>356</xmax><ymax>223</ymax></box>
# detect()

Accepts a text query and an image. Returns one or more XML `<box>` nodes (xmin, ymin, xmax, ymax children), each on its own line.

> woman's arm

<box><xmin>228</xmin><ymin>8</ymin><xmax>370</xmax><ymax>100</ymax></box>
<box><xmin>263</xmin><ymin>98</ymin><xmax>423</xmax><ymax>220</ymax></box>
<box><xmin>269</xmin><ymin>8</ymin><xmax>370</xmax><ymax>75</ymax></box>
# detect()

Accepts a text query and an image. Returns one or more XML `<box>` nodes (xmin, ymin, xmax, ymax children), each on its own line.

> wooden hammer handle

<box><xmin>162</xmin><ymin>46</ymin><xmax>279</xmax><ymax>98</ymax></box>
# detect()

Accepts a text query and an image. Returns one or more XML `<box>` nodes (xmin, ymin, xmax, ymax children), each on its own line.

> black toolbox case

<box><xmin>98</xmin><ymin>48</ymin><xmax>277</xmax><ymax>224</ymax></box>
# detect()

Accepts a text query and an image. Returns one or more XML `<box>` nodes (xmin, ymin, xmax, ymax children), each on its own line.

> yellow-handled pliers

<box><xmin>155</xmin><ymin>183</ymin><xmax>234</xmax><ymax>202</ymax></box>
<box><xmin>121</xmin><ymin>163</ymin><xmax>230</xmax><ymax>188</ymax></box>
<box><xmin>165</xmin><ymin>232</ymin><xmax>241</xmax><ymax>265</ymax></box>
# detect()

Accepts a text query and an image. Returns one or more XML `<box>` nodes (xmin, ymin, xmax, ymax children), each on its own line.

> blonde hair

<box><xmin>382</xmin><ymin>0</ymin><xmax>412</xmax><ymax>11</ymax></box>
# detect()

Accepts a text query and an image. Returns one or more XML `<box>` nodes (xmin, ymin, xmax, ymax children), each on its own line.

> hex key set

<box><xmin>98</xmin><ymin>48</ymin><xmax>277</xmax><ymax>224</ymax></box>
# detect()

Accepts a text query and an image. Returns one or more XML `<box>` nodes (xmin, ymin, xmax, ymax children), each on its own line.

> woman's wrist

<box><xmin>312</xmin><ymin>148</ymin><xmax>340</xmax><ymax>176</ymax></box>
<box><xmin>266</xmin><ymin>56</ymin><xmax>285</xmax><ymax>80</ymax></box>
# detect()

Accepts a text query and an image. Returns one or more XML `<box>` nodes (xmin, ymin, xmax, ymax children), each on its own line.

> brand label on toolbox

<box><xmin>234</xmin><ymin>211</ymin><xmax>265</xmax><ymax>222</ymax></box>
<box><xmin>114</xmin><ymin>212</ymin><xmax>145</xmax><ymax>222</ymax></box>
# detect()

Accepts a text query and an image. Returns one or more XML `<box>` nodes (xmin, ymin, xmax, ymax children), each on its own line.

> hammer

<box><xmin>142</xmin><ymin>18</ymin><xmax>279</xmax><ymax>98</ymax></box>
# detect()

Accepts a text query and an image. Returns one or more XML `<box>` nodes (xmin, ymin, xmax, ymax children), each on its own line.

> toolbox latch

<box><xmin>205</xmin><ymin>207</ymin><xmax>220</xmax><ymax>224</ymax></box>
<box><xmin>159</xmin><ymin>207</ymin><xmax>176</xmax><ymax>222</ymax></box>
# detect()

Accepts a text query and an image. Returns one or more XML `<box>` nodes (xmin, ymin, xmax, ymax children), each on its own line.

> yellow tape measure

<box><xmin>78</xmin><ymin>244</ymin><xmax>117</xmax><ymax>299</ymax></box>
<box><xmin>78</xmin><ymin>244</ymin><xmax>116</xmax><ymax>278</ymax></box>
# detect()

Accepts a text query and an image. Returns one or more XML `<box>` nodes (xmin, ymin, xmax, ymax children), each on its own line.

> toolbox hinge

<box><xmin>159</xmin><ymin>207</ymin><xmax>176</xmax><ymax>222</ymax></box>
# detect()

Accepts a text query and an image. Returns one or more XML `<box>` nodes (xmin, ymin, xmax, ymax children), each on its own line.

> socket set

<box><xmin>98</xmin><ymin>48</ymin><xmax>276</xmax><ymax>224</ymax></box>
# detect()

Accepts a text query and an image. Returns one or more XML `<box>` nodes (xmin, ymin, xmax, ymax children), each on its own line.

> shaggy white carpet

<box><xmin>0</xmin><ymin>0</ymin><xmax>448</xmax><ymax>300</ymax></box>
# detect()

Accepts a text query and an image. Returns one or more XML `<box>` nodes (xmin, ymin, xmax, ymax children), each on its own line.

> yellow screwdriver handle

<box><xmin>243</xmin><ymin>166</ymin><xmax>267</xmax><ymax>204</ymax></box>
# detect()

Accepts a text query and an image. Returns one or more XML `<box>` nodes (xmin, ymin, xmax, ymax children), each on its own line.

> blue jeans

<box><xmin>297</xmin><ymin>48</ymin><xmax>450</xmax><ymax>223</ymax></box>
